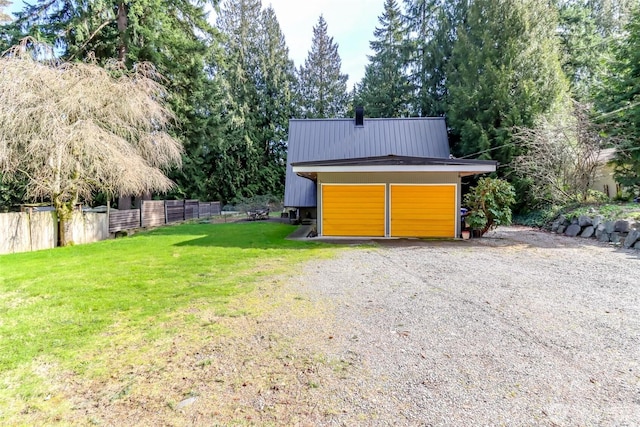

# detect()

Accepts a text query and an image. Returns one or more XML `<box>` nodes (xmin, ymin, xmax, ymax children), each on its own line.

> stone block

<box><xmin>610</xmin><ymin>232</ymin><xmax>622</xmax><ymax>244</ymax></box>
<box><xmin>634</xmin><ymin>241</ymin><xmax>640</xmax><ymax>250</ymax></box>
<box><xmin>565</xmin><ymin>224</ymin><xmax>582</xmax><ymax>237</ymax></box>
<box><xmin>580</xmin><ymin>226</ymin><xmax>595</xmax><ymax>238</ymax></box>
<box><xmin>598</xmin><ymin>231</ymin><xmax>610</xmax><ymax>242</ymax></box>
<box><xmin>614</xmin><ymin>220</ymin><xmax>630</xmax><ymax>233</ymax></box>
<box><xmin>595</xmin><ymin>228</ymin><xmax>604</xmax><ymax>239</ymax></box>
<box><xmin>578</xmin><ymin>215</ymin><xmax>592</xmax><ymax>227</ymax></box>
<box><xmin>557</xmin><ymin>225</ymin><xmax>566</xmax><ymax>234</ymax></box>
<box><xmin>551</xmin><ymin>221</ymin><xmax>560</xmax><ymax>233</ymax></box>
<box><xmin>604</xmin><ymin>221</ymin><xmax>616</xmax><ymax>234</ymax></box>
<box><xmin>592</xmin><ymin>215</ymin><xmax>603</xmax><ymax>229</ymax></box>
<box><xmin>623</xmin><ymin>229</ymin><xmax>640</xmax><ymax>249</ymax></box>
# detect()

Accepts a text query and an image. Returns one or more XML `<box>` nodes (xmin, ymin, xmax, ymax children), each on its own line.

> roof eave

<box><xmin>292</xmin><ymin>164</ymin><xmax>497</xmax><ymax>175</ymax></box>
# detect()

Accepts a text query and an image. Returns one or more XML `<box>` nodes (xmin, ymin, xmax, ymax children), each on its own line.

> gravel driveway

<box><xmin>291</xmin><ymin>226</ymin><xmax>640</xmax><ymax>426</ymax></box>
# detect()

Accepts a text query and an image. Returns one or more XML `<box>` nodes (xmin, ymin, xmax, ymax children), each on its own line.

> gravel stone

<box><xmin>294</xmin><ymin>227</ymin><xmax>640</xmax><ymax>426</ymax></box>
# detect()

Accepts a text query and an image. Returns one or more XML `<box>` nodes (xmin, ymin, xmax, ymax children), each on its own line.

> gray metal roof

<box><xmin>284</xmin><ymin>117</ymin><xmax>451</xmax><ymax>208</ymax></box>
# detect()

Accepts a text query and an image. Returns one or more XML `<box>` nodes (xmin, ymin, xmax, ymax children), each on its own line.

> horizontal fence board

<box><xmin>109</xmin><ymin>209</ymin><xmax>141</xmax><ymax>233</ymax></box>
<box><xmin>141</xmin><ymin>200</ymin><xmax>165</xmax><ymax>228</ymax></box>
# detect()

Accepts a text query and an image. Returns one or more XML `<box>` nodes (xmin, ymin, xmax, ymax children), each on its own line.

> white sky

<box><xmin>7</xmin><ymin>0</ymin><xmax>384</xmax><ymax>87</ymax></box>
<box><xmin>265</xmin><ymin>0</ymin><xmax>383</xmax><ymax>88</ymax></box>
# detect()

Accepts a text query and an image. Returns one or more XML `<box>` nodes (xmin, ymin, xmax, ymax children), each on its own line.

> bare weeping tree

<box><xmin>513</xmin><ymin>100</ymin><xmax>605</xmax><ymax>206</ymax></box>
<box><xmin>0</xmin><ymin>0</ymin><xmax>11</xmax><ymax>22</ymax></box>
<box><xmin>0</xmin><ymin>39</ymin><xmax>183</xmax><ymax>246</ymax></box>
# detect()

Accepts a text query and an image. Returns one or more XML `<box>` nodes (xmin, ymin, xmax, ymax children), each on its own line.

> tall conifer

<box><xmin>358</xmin><ymin>0</ymin><xmax>410</xmax><ymax>118</ymax></box>
<box><xmin>297</xmin><ymin>15</ymin><xmax>349</xmax><ymax>118</ymax></box>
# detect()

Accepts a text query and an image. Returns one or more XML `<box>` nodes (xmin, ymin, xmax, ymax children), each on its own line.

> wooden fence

<box><xmin>108</xmin><ymin>199</ymin><xmax>221</xmax><ymax>234</ymax></box>
<box><xmin>2</xmin><ymin>199</ymin><xmax>221</xmax><ymax>255</ymax></box>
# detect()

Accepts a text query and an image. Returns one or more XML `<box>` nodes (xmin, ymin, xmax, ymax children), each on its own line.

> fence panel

<box><xmin>211</xmin><ymin>201</ymin><xmax>221</xmax><ymax>215</ymax></box>
<box><xmin>165</xmin><ymin>200</ymin><xmax>184</xmax><ymax>223</ymax></box>
<box><xmin>141</xmin><ymin>200</ymin><xmax>165</xmax><ymax>228</ymax></box>
<box><xmin>108</xmin><ymin>209</ymin><xmax>141</xmax><ymax>233</ymax></box>
<box><xmin>198</xmin><ymin>202</ymin><xmax>211</xmax><ymax>218</ymax></box>
<box><xmin>0</xmin><ymin>211</ymin><xmax>56</xmax><ymax>255</ymax></box>
<box><xmin>184</xmin><ymin>199</ymin><xmax>199</xmax><ymax>220</ymax></box>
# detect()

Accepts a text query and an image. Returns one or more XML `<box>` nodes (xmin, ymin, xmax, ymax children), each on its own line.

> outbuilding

<box><xmin>284</xmin><ymin>109</ymin><xmax>497</xmax><ymax>238</ymax></box>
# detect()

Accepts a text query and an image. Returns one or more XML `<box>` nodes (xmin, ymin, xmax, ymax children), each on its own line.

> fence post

<box><xmin>164</xmin><ymin>200</ymin><xmax>168</xmax><ymax>224</ymax></box>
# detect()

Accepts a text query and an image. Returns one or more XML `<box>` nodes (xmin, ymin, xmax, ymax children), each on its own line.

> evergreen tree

<box><xmin>358</xmin><ymin>0</ymin><xmax>410</xmax><ymax>118</ymax></box>
<box><xmin>214</xmin><ymin>0</ymin><xmax>296</xmax><ymax>201</ymax></box>
<box><xmin>402</xmin><ymin>0</ymin><xmax>467</xmax><ymax>116</ymax></box>
<box><xmin>556</xmin><ymin>0</ymin><xmax>634</xmax><ymax>101</ymax></box>
<box><xmin>557</xmin><ymin>3</ymin><xmax>606</xmax><ymax>100</ymax></box>
<box><xmin>447</xmin><ymin>0</ymin><xmax>567</xmax><ymax>169</ymax></box>
<box><xmin>215</xmin><ymin>0</ymin><xmax>264</xmax><ymax>200</ymax></box>
<box><xmin>598</xmin><ymin>5</ymin><xmax>640</xmax><ymax>192</ymax></box>
<box><xmin>297</xmin><ymin>15</ymin><xmax>349</xmax><ymax>118</ymax></box>
<box><xmin>256</xmin><ymin>6</ymin><xmax>297</xmax><ymax>194</ymax></box>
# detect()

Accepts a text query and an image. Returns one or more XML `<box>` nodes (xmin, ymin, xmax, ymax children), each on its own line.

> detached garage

<box><xmin>284</xmin><ymin>111</ymin><xmax>497</xmax><ymax>238</ymax></box>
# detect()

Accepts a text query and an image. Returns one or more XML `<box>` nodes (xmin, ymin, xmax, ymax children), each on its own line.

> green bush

<box><xmin>464</xmin><ymin>177</ymin><xmax>516</xmax><ymax>236</ymax></box>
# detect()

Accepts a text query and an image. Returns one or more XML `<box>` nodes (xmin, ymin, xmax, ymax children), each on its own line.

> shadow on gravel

<box><xmin>317</xmin><ymin>226</ymin><xmax>629</xmax><ymax>252</ymax></box>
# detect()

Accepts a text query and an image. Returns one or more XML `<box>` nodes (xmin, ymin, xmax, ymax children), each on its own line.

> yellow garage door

<box><xmin>391</xmin><ymin>185</ymin><xmax>455</xmax><ymax>237</ymax></box>
<box><xmin>322</xmin><ymin>185</ymin><xmax>385</xmax><ymax>237</ymax></box>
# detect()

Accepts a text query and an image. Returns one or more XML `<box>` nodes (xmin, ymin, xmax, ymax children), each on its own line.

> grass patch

<box><xmin>0</xmin><ymin>221</ymin><xmax>334</xmax><ymax>417</ymax></box>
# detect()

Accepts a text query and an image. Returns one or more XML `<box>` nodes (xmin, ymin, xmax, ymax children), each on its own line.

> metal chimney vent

<box><xmin>355</xmin><ymin>106</ymin><xmax>364</xmax><ymax>127</ymax></box>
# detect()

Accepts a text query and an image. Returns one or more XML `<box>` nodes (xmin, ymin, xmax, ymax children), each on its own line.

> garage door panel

<box><xmin>322</xmin><ymin>185</ymin><xmax>385</xmax><ymax>237</ymax></box>
<box><xmin>391</xmin><ymin>185</ymin><xmax>455</xmax><ymax>238</ymax></box>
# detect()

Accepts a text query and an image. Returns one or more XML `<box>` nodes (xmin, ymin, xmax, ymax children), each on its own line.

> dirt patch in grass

<box><xmin>25</xmin><ymin>275</ymin><xmax>353</xmax><ymax>426</ymax></box>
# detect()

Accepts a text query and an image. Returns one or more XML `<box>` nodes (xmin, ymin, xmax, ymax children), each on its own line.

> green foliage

<box><xmin>357</xmin><ymin>0</ymin><xmax>410</xmax><ymax>117</ymax></box>
<box><xmin>214</xmin><ymin>0</ymin><xmax>296</xmax><ymax>203</ymax></box>
<box><xmin>297</xmin><ymin>15</ymin><xmax>350</xmax><ymax>118</ymax></box>
<box><xmin>402</xmin><ymin>0</ymin><xmax>466</xmax><ymax>117</ymax></box>
<box><xmin>447</xmin><ymin>0</ymin><xmax>568</xmax><ymax>169</ymax></box>
<box><xmin>0</xmin><ymin>173</ymin><xmax>26</xmax><ymax>212</ymax></box>
<box><xmin>557</xmin><ymin>3</ymin><xmax>609</xmax><ymax>100</ymax></box>
<box><xmin>463</xmin><ymin>177</ymin><xmax>516</xmax><ymax>236</ymax></box>
<box><xmin>597</xmin><ymin>4</ymin><xmax>640</xmax><ymax>194</ymax></box>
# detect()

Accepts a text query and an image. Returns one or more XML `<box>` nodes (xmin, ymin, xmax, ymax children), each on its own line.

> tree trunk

<box><xmin>117</xmin><ymin>2</ymin><xmax>128</xmax><ymax>62</ymax></box>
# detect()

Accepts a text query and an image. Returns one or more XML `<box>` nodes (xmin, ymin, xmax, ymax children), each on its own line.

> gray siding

<box><xmin>284</xmin><ymin>118</ymin><xmax>451</xmax><ymax>208</ymax></box>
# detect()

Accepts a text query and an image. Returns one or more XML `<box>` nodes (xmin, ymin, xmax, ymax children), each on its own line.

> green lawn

<box><xmin>0</xmin><ymin>221</ymin><xmax>333</xmax><ymax>416</ymax></box>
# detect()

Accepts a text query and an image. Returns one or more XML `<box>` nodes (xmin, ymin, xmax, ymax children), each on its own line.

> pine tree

<box><xmin>215</xmin><ymin>0</ymin><xmax>264</xmax><ymax>200</ymax></box>
<box><xmin>255</xmin><ymin>6</ymin><xmax>297</xmax><ymax>194</ymax></box>
<box><xmin>214</xmin><ymin>0</ymin><xmax>296</xmax><ymax>201</ymax></box>
<box><xmin>358</xmin><ymin>0</ymin><xmax>410</xmax><ymax>118</ymax></box>
<box><xmin>402</xmin><ymin>0</ymin><xmax>467</xmax><ymax>116</ymax></box>
<box><xmin>446</xmin><ymin>0</ymin><xmax>567</xmax><ymax>168</ymax></box>
<box><xmin>297</xmin><ymin>15</ymin><xmax>349</xmax><ymax>118</ymax></box>
<box><xmin>598</xmin><ymin>5</ymin><xmax>640</xmax><ymax>192</ymax></box>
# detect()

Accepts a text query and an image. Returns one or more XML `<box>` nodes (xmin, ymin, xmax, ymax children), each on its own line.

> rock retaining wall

<box><xmin>550</xmin><ymin>215</ymin><xmax>640</xmax><ymax>250</ymax></box>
